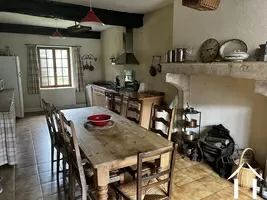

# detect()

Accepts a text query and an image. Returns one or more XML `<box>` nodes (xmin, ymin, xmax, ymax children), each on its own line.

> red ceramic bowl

<box><xmin>87</xmin><ymin>114</ymin><xmax>111</xmax><ymax>126</ymax></box>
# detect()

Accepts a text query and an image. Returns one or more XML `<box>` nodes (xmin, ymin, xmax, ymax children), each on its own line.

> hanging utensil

<box><xmin>149</xmin><ymin>56</ymin><xmax>157</xmax><ymax>77</ymax></box>
<box><xmin>89</xmin><ymin>60</ymin><xmax>94</xmax><ymax>71</ymax></box>
<box><xmin>83</xmin><ymin>58</ymin><xmax>89</xmax><ymax>70</ymax></box>
<box><xmin>149</xmin><ymin>67</ymin><xmax>157</xmax><ymax>77</ymax></box>
<box><xmin>155</xmin><ymin>56</ymin><xmax>162</xmax><ymax>73</ymax></box>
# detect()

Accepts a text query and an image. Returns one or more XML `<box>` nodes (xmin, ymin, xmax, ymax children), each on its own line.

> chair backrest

<box><xmin>51</xmin><ymin>104</ymin><xmax>62</xmax><ymax>133</ymax></box>
<box><xmin>136</xmin><ymin>144</ymin><xmax>178</xmax><ymax>200</ymax></box>
<box><xmin>59</xmin><ymin>111</ymin><xmax>87</xmax><ymax>200</ymax></box>
<box><xmin>126</xmin><ymin>97</ymin><xmax>143</xmax><ymax>124</ymax></box>
<box><xmin>149</xmin><ymin>104</ymin><xmax>175</xmax><ymax>141</ymax></box>
<box><xmin>42</xmin><ymin>99</ymin><xmax>58</xmax><ymax>145</ymax></box>
<box><xmin>42</xmin><ymin>98</ymin><xmax>50</xmax><ymax>112</ymax></box>
<box><xmin>105</xmin><ymin>91</ymin><xmax>124</xmax><ymax>115</ymax></box>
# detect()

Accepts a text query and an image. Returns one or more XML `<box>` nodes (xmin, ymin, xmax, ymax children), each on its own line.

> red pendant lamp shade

<box><xmin>50</xmin><ymin>30</ymin><xmax>65</xmax><ymax>39</ymax></box>
<box><xmin>80</xmin><ymin>10</ymin><xmax>104</xmax><ymax>27</ymax></box>
<box><xmin>50</xmin><ymin>18</ymin><xmax>65</xmax><ymax>39</ymax></box>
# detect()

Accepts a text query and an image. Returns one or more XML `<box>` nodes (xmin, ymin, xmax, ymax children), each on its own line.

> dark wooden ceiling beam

<box><xmin>0</xmin><ymin>0</ymin><xmax>144</xmax><ymax>28</ymax></box>
<box><xmin>0</xmin><ymin>23</ymin><xmax>101</xmax><ymax>39</ymax></box>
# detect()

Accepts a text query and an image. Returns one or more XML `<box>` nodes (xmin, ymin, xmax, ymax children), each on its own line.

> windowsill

<box><xmin>40</xmin><ymin>87</ymin><xmax>75</xmax><ymax>90</ymax></box>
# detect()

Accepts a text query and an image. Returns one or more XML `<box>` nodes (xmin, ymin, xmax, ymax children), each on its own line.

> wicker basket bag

<box><xmin>232</xmin><ymin>148</ymin><xmax>260</xmax><ymax>188</ymax></box>
<box><xmin>182</xmin><ymin>0</ymin><xmax>221</xmax><ymax>11</ymax></box>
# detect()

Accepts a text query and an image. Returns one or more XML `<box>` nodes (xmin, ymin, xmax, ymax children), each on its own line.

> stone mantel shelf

<box><xmin>161</xmin><ymin>61</ymin><xmax>267</xmax><ymax>97</ymax></box>
<box><xmin>161</xmin><ymin>61</ymin><xmax>267</xmax><ymax>81</ymax></box>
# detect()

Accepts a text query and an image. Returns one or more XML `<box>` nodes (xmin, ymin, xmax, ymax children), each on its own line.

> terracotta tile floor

<box><xmin>0</xmin><ymin>113</ymin><xmax>263</xmax><ymax>200</ymax></box>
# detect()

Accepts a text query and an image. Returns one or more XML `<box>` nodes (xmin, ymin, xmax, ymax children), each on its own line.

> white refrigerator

<box><xmin>0</xmin><ymin>56</ymin><xmax>24</xmax><ymax>118</ymax></box>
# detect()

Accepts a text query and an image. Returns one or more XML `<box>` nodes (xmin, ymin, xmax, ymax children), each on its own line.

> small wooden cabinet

<box><xmin>90</xmin><ymin>85</ymin><xmax>164</xmax><ymax>129</ymax></box>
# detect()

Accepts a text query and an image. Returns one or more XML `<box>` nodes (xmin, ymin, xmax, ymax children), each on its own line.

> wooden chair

<box><xmin>42</xmin><ymin>99</ymin><xmax>64</xmax><ymax>178</ymax></box>
<box><xmin>112</xmin><ymin>144</ymin><xmax>178</xmax><ymax>200</ymax></box>
<box><xmin>59</xmin><ymin>111</ymin><xmax>95</xmax><ymax>200</ymax></box>
<box><xmin>58</xmin><ymin>111</ymin><xmax>124</xmax><ymax>200</ymax></box>
<box><xmin>126</xmin><ymin>97</ymin><xmax>143</xmax><ymax>124</ymax></box>
<box><xmin>105</xmin><ymin>91</ymin><xmax>124</xmax><ymax>115</ymax></box>
<box><xmin>51</xmin><ymin>105</ymin><xmax>70</xmax><ymax>190</ymax></box>
<box><xmin>149</xmin><ymin>105</ymin><xmax>175</xmax><ymax>141</ymax></box>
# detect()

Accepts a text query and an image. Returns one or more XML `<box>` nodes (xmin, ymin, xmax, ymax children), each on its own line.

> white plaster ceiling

<box><xmin>0</xmin><ymin>12</ymin><xmax>113</xmax><ymax>32</ymax></box>
<box><xmin>53</xmin><ymin>0</ymin><xmax>173</xmax><ymax>14</ymax></box>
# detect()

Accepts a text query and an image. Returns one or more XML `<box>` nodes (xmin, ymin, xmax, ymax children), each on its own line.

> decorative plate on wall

<box><xmin>219</xmin><ymin>39</ymin><xmax>248</xmax><ymax>59</ymax></box>
<box><xmin>199</xmin><ymin>38</ymin><xmax>220</xmax><ymax>63</ymax></box>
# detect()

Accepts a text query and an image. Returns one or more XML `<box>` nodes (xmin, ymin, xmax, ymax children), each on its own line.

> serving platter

<box><xmin>84</xmin><ymin>120</ymin><xmax>115</xmax><ymax>130</ymax></box>
<box><xmin>219</xmin><ymin>39</ymin><xmax>248</xmax><ymax>58</ymax></box>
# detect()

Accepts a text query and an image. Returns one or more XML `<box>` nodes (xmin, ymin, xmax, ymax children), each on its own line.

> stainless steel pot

<box><xmin>183</xmin><ymin>130</ymin><xmax>198</xmax><ymax>141</ymax></box>
<box><xmin>186</xmin><ymin>119</ymin><xmax>197</xmax><ymax>127</ymax></box>
<box><xmin>185</xmin><ymin>148</ymin><xmax>192</xmax><ymax>156</ymax></box>
<box><xmin>174</xmin><ymin>48</ymin><xmax>185</xmax><ymax>62</ymax></box>
<box><xmin>166</xmin><ymin>50</ymin><xmax>175</xmax><ymax>63</ymax></box>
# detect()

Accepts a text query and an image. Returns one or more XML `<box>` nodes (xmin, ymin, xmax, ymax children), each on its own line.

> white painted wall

<box><xmin>173</xmin><ymin>0</ymin><xmax>267</xmax><ymax>56</ymax></box>
<box><xmin>0</xmin><ymin>33</ymin><xmax>102</xmax><ymax>111</ymax></box>
<box><xmin>134</xmin><ymin>4</ymin><xmax>177</xmax><ymax>104</ymax></box>
<box><xmin>101</xmin><ymin>27</ymin><xmax>125</xmax><ymax>81</ymax></box>
<box><xmin>40</xmin><ymin>87</ymin><xmax>76</xmax><ymax>107</ymax></box>
<box><xmin>173</xmin><ymin>0</ymin><xmax>267</xmax><ymax>166</ymax></box>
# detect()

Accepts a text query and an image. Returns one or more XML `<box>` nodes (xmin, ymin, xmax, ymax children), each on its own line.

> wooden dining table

<box><xmin>62</xmin><ymin>106</ymin><xmax>173</xmax><ymax>200</ymax></box>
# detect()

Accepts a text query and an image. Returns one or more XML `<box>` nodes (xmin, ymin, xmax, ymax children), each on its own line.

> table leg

<box><xmin>95</xmin><ymin>166</ymin><xmax>109</xmax><ymax>200</ymax></box>
<box><xmin>156</xmin><ymin>152</ymin><xmax>170</xmax><ymax>190</ymax></box>
<box><xmin>158</xmin><ymin>152</ymin><xmax>170</xmax><ymax>172</ymax></box>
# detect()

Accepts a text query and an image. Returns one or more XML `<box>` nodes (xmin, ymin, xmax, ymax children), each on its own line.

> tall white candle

<box><xmin>252</xmin><ymin>178</ymin><xmax>257</xmax><ymax>199</ymax></box>
<box><xmin>234</xmin><ymin>179</ymin><xmax>239</xmax><ymax>199</ymax></box>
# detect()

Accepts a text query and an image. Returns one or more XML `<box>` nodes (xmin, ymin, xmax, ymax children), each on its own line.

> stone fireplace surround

<box><xmin>162</xmin><ymin>62</ymin><xmax>267</xmax><ymax>108</ymax></box>
<box><xmin>162</xmin><ymin>61</ymin><xmax>267</xmax><ymax>165</ymax></box>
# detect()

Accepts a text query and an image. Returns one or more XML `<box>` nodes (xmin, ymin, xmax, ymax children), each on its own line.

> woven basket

<box><xmin>232</xmin><ymin>148</ymin><xmax>260</xmax><ymax>188</ymax></box>
<box><xmin>182</xmin><ymin>0</ymin><xmax>221</xmax><ymax>11</ymax></box>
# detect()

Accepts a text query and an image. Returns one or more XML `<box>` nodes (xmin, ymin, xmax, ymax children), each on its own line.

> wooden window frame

<box><xmin>38</xmin><ymin>47</ymin><xmax>72</xmax><ymax>88</ymax></box>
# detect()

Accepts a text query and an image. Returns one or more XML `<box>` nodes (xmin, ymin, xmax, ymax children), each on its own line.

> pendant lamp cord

<box><xmin>90</xmin><ymin>0</ymin><xmax>92</xmax><ymax>11</ymax></box>
<box><xmin>55</xmin><ymin>18</ymin><xmax>58</xmax><ymax>31</ymax></box>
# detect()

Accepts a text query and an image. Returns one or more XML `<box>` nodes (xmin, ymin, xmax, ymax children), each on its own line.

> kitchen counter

<box><xmin>91</xmin><ymin>84</ymin><xmax>164</xmax><ymax>100</ymax></box>
<box><xmin>117</xmin><ymin>91</ymin><xmax>164</xmax><ymax>100</ymax></box>
<box><xmin>0</xmin><ymin>89</ymin><xmax>15</xmax><ymax>112</ymax></box>
<box><xmin>88</xmin><ymin>84</ymin><xmax>164</xmax><ymax>129</ymax></box>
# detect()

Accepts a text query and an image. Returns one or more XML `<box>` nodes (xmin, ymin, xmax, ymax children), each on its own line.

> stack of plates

<box><xmin>224</xmin><ymin>51</ymin><xmax>249</xmax><ymax>62</ymax></box>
